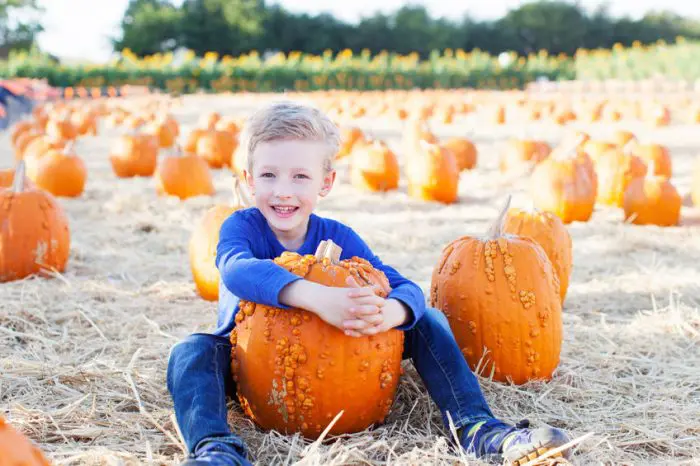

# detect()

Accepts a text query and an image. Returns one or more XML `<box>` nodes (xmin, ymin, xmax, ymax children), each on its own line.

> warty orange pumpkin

<box><xmin>0</xmin><ymin>161</ymin><xmax>71</xmax><ymax>282</ymax></box>
<box><xmin>430</xmin><ymin>196</ymin><xmax>563</xmax><ymax>384</ymax></box>
<box><xmin>230</xmin><ymin>239</ymin><xmax>404</xmax><ymax>439</ymax></box>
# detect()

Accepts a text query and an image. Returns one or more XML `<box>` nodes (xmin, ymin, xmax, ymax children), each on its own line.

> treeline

<box><xmin>114</xmin><ymin>0</ymin><xmax>700</xmax><ymax>58</ymax></box>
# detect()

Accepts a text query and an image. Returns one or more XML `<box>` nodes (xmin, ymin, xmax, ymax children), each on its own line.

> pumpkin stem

<box><xmin>314</xmin><ymin>239</ymin><xmax>342</xmax><ymax>263</ymax></box>
<box><xmin>12</xmin><ymin>160</ymin><xmax>26</xmax><ymax>193</ymax></box>
<box><xmin>487</xmin><ymin>195</ymin><xmax>513</xmax><ymax>238</ymax></box>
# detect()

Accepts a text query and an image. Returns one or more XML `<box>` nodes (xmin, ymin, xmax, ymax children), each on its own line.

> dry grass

<box><xmin>1</xmin><ymin>93</ymin><xmax>699</xmax><ymax>465</ymax></box>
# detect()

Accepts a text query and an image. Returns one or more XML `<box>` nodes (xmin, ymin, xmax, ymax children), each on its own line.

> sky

<box><xmin>19</xmin><ymin>0</ymin><xmax>700</xmax><ymax>63</ymax></box>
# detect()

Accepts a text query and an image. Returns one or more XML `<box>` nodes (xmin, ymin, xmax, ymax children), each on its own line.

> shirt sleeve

<box><xmin>341</xmin><ymin>227</ymin><xmax>426</xmax><ymax>330</ymax></box>
<box><xmin>215</xmin><ymin>213</ymin><xmax>303</xmax><ymax>308</ymax></box>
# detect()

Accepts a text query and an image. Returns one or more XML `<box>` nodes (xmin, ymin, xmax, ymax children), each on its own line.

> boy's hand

<box><xmin>343</xmin><ymin>276</ymin><xmax>409</xmax><ymax>337</ymax></box>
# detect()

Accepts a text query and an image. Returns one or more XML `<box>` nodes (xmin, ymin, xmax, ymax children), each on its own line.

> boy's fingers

<box><xmin>344</xmin><ymin>329</ymin><xmax>363</xmax><ymax>338</ymax></box>
<box><xmin>349</xmin><ymin>295</ymin><xmax>385</xmax><ymax>307</ymax></box>
<box><xmin>345</xmin><ymin>275</ymin><xmax>362</xmax><ymax>288</ymax></box>
<box><xmin>346</xmin><ymin>285</ymin><xmax>376</xmax><ymax>298</ymax></box>
<box><xmin>348</xmin><ymin>305</ymin><xmax>381</xmax><ymax>316</ymax></box>
<box><xmin>361</xmin><ymin>313</ymin><xmax>384</xmax><ymax>325</ymax></box>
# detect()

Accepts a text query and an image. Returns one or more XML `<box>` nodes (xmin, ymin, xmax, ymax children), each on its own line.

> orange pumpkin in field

<box><xmin>631</xmin><ymin>143</ymin><xmax>672</xmax><ymax>179</ymax></box>
<box><xmin>22</xmin><ymin>135</ymin><xmax>66</xmax><ymax>162</ymax></box>
<box><xmin>189</xmin><ymin>180</ymin><xmax>251</xmax><ymax>301</ymax></box>
<box><xmin>196</xmin><ymin>130</ymin><xmax>236</xmax><ymax>168</ymax></box>
<box><xmin>350</xmin><ymin>140</ymin><xmax>399</xmax><ymax>192</ymax></box>
<box><xmin>0</xmin><ymin>162</ymin><xmax>71</xmax><ymax>282</ymax></box>
<box><xmin>442</xmin><ymin>137</ymin><xmax>477</xmax><ymax>171</ymax></box>
<box><xmin>406</xmin><ymin>141</ymin><xmax>459</xmax><ymax>204</ymax></box>
<box><xmin>230</xmin><ymin>239</ymin><xmax>404</xmax><ymax>439</ymax></box>
<box><xmin>13</xmin><ymin>129</ymin><xmax>44</xmax><ymax>160</ymax></box>
<box><xmin>25</xmin><ymin>143</ymin><xmax>87</xmax><ymax>198</ymax></box>
<box><xmin>596</xmin><ymin>146</ymin><xmax>647</xmax><ymax>207</ymax></box>
<box><xmin>0</xmin><ymin>415</ymin><xmax>51</xmax><ymax>466</ymax></box>
<box><xmin>155</xmin><ymin>146</ymin><xmax>215</xmax><ymax>199</ymax></box>
<box><xmin>504</xmin><ymin>207</ymin><xmax>573</xmax><ymax>303</ymax></box>
<box><xmin>184</xmin><ymin>128</ymin><xmax>208</xmax><ymax>153</ymax></box>
<box><xmin>336</xmin><ymin>126</ymin><xmax>365</xmax><ymax>160</ymax></box>
<box><xmin>430</xmin><ymin>196</ymin><xmax>562</xmax><ymax>384</ymax></box>
<box><xmin>499</xmin><ymin>139</ymin><xmax>551</xmax><ymax>175</ymax></box>
<box><xmin>0</xmin><ymin>165</ymin><xmax>35</xmax><ymax>189</ymax></box>
<box><xmin>46</xmin><ymin>115</ymin><xmax>78</xmax><ymax>141</ymax></box>
<box><xmin>109</xmin><ymin>133</ymin><xmax>159</xmax><ymax>178</ymax></box>
<box><xmin>623</xmin><ymin>161</ymin><xmax>681</xmax><ymax>226</ymax></box>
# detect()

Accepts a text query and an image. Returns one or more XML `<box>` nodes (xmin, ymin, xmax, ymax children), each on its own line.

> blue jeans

<box><xmin>166</xmin><ymin>307</ymin><xmax>494</xmax><ymax>457</ymax></box>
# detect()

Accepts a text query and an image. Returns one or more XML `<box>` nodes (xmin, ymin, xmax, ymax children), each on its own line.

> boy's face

<box><xmin>244</xmin><ymin>139</ymin><xmax>336</xmax><ymax>238</ymax></box>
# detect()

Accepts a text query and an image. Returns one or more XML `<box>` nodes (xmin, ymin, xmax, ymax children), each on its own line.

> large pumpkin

<box><xmin>0</xmin><ymin>162</ymin><xmax>71</xmax><ymax>282</ymax></box>
<box><xmin>188</xmin><ymin>179</ymin><xmax>250</xmax><ymax>301</ymax></box>
<box><xmin>430</xmin><ymin>196</ymin><xmax>563</xmax><ymax>384</ymax></box>
<box><xmin>0</xmin><ymin>415</ymin><xmax>51</xmax><ymax>466</ymax></box>
<box><xmin>230</xmin><ymin>240</ymin><xmax>404</xmax><ymax>438</ymax></box>
<box><xmin>504</xmin><ymin>207</ymin><xmax>573</xmax><ymax>304</ymax></box>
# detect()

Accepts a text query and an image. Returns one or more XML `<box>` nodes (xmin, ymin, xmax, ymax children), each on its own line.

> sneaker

<box><xmin>461</xmin><ymin>418</ymin><xmax>571</xmax><ymax>464</ymax></box>
<box><xmin>180</xmin><ymin>440</ymin><xmax>253</xmax><ymax>466</ymax></box>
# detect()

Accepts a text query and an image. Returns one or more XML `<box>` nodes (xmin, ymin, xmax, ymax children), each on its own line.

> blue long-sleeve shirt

<box><xmin>213</xmin><ymin>207</ymin><xmax>426</xmax><ymax>337</ymax></box>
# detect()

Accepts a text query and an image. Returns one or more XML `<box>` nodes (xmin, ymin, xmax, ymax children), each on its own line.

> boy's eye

<box><xmin>294</xmin><ymin>174</ymin><xmax>310</xmax><ymax>179</ymax></box>
<box><xmin>260</xmin><ymin>172</ymin><xmax>275</xmax><ymax>178</ymax></box>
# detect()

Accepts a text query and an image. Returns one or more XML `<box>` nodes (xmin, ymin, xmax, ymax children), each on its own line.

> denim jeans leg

<box><xmin>166</xmin><ymin>332</ymin><xmax>248</xmax><ymax>457</ymax></box>
<box><xmin>402</xmin><ymin>307</ymin><xmax>495</xmax><ymax>430</ymax></box>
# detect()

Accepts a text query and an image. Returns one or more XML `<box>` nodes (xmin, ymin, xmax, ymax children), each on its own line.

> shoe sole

<box><xmin>511</xmin><ymin>446</ymin><xmax>565</xmax><ymax>465</ymax></box>
<box><xmin>505</xmin><ymin>430</ymin><xmax>571</xmax><ymax>465</ymax></box>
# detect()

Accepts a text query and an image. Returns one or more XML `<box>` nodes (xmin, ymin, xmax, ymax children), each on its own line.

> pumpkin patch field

<box><xmin>1</xmin><ymin>90</ymin><xmax>699</xmax><ymax>465</ymax></box>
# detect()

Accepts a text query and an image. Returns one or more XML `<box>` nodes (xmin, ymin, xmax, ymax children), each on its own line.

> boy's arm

<box><xmin>342</xmin><ymin>228</ymin><xmax>426</xmax><ymax>330</ymax></box>
<box><xmin>216</xmin><ymin>214</ymin><xmax>304</xmax><ymax>308</ymax></box>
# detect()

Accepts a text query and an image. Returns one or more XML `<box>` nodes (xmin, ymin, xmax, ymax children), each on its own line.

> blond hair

<box><xmin>238</xmin><ymin>100</ymin><xmax>340</xmax><ymax>173</ymax></box>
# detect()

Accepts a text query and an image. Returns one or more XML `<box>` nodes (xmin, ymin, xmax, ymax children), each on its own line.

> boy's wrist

<box><xmin>279</xmin><ymin>280</ymin><xmax>322</xmax><ymax>315</ymax></box>
<box><xmin>385</xmin><ymin>298</ymin><xmax>411</xmax><ymax>328</ymax></box>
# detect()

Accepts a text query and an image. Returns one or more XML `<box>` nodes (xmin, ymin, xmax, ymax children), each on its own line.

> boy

<box><xmin>167</xmin><ymin>101</ymin><xmax>573</xmax><ymax>465</ymax></box>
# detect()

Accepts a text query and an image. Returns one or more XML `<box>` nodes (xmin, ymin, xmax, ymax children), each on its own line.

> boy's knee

<box><xmin>422</xmin><ymin>307</ymin><xmax>450</xmax><ymax>327</ymax></box>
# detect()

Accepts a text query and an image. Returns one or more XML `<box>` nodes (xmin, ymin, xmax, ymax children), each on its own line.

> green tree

<box><xmin>113</xmin><ymin>0</ymin><xmax>181</xmax><ymax>55</ymax></box>
<box><xmin>0</xmin><ymin>0</ymin><xmax>43</xmax><ymax>56</ymax></box>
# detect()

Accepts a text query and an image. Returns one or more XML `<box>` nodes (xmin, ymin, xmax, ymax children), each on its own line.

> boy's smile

<box><xmin>245</xmin><ymin>139</ymin><xmax>335</xmax><ymax>250</ymax></box>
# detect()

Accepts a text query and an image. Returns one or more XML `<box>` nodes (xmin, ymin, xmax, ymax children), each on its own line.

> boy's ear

<box><xmin>243</xmin><ymin>169</ymin><xmax>255</xmax><ymax>194</ymax></box>
<box><xmin>319</xmin><ymin>169</ymin><xmax>336</xmax><ymax>197</ymax></box>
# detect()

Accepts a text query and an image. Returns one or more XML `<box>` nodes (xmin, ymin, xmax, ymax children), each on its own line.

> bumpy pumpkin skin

<box><xmin>231</xmin><ymin>249</ymin><xmax>404</xmax><ymax>439</ymax></box>
<box><xmin>189</xmin><ymin>205</ymin><xmax>239</xmax><ymax>300</ymax></box>
<box><xmin>0</xmin><ymin>170</ymin><xmax>70</xmax><ymax>282</ymax></box>
<box><xmin>430</xmin><ymin>201</ymin><xmax>563</xmax><ymax>384</ymax></box>
<box><xmin>0</xmin><ymin>415</ymin><xmax>51</xmax><ymax>466</ymax></box>
<box><xmin>504</xmin><ymin>208</ymin><xmax>573</xmax><ymax>303</ymax></box>
<box><xmin>623</xmin><ymin>176</ymin><xmax>681</xmax><ymax>226</ymax></box>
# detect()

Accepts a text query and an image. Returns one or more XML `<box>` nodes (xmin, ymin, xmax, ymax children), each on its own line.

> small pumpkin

<box><xmin>189</xmin><ymin>179</ymin><xmax>251</xmax><ymax>300</ymax></box>
<box><xmin>504</xmin><ymin>207</ymin><xmax>573</xmax><ymax>303</ymax></box>
<box><xmin>499</xmin><ymin>139</ymin><xmax>551</xmax><ymax>175</ymax></box>
<box><xmin>231</xmin><ymin>239</ymin><xmax>403</xmax><ymax>439</ymax></box>
<box><xmin>198</xmin><ymin>111</ymin><xmax>221</xmax><ymax>130</ymax></box>
<box><xmin>109</xmin><ymin>132</ymin><xmax>159</xmax><ymax>178</ymax></box>
<box><xmin>25</xmin><ymin>142</ymin><xmax>87</xmax><ymax>198</ymax></box>
<box><xmin>0</xmin><ymin>161</ymin><xmax>71</xmax><ymax>282</ymax></box>
<box><xmin>13</xmin><ymin>129</ymin><xmax>44</xmax><ymax>161</ymax></box>
<box><xmin>530</xmin><ymin>138</ymin><xmax>597</xmax><ymax>223</ymax></box>
<box><xmin>442</xmin><ymin>137</ymin><xmax>477</xmax><ymax>171</ymax></box>
<box><xmin>10</xmin><ymin>121</ymin><xmax>35</xmax><ymax>146</ymax></box>
<box><xmin>613</xmin><ymin>130</ymin><xmax>636</xmax><ymax>148</ymax></box>
<box><xmin>595</xmin><ymin>144</ymin><xmax>647</xmax><ymax>207</ymax></box>
<box><xmin>406</xmin><ymin>140</ymin><xmax>459</xmax><ymax>204</ymax></box>
<box><xmin>184</xmin><ymin>128</ymin><xmax>208</xmax><ymax>153</ymax></box>
<box><xmin>21</xmin><ymin>135</ymin><xmax>66</xmax><ymax>162</ymax></box>
<box><xmin>350</xmin><ymin>140</ymin><xmax>399</xmax><ymax>192</ymax></box>
<box><xmin>196</xmin><ymin>130</ymin><xmax>237</xmax><ymax>169</ymax></box>
<box><xmin>45</xmin><ymin>114</ymin><xmax>78</xmax><ymax>141</ymax></box>
<box><xmin>0</xmin><ymin>415</ymin><xmax>51</xmax><ymax>466</ymax></box>
<box><xmin>155</xmin><ymin>145</ymin><xmax>215</xmax><ymax>200</ymax></box>
<box><xmin>0</xmin><ymin>165</ymin><xmax>35</xmax><ymax>190</ymax></box>
<box><xmin>429</xmin><ymin>196</ymin><xmax>562</xmax><ymax>384</ymax></box>
<box><xmin>623</xmin><ymin>161</ymin><xmax>681</xmax><ymax>226</ymax></box>
<box><xmin>336</xmin><ymin>126</ymin><xmax>366</xmax><ymax>160</ymax></box>
<box><xmin>145</xmin><ymin>117</ymin><xmax>177</xmax><ymax>148</ymax></box>
<box><xmin>631</xmin><ymin>143</ymin><xmax>672</xmax><ymax>179</ymax></box>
